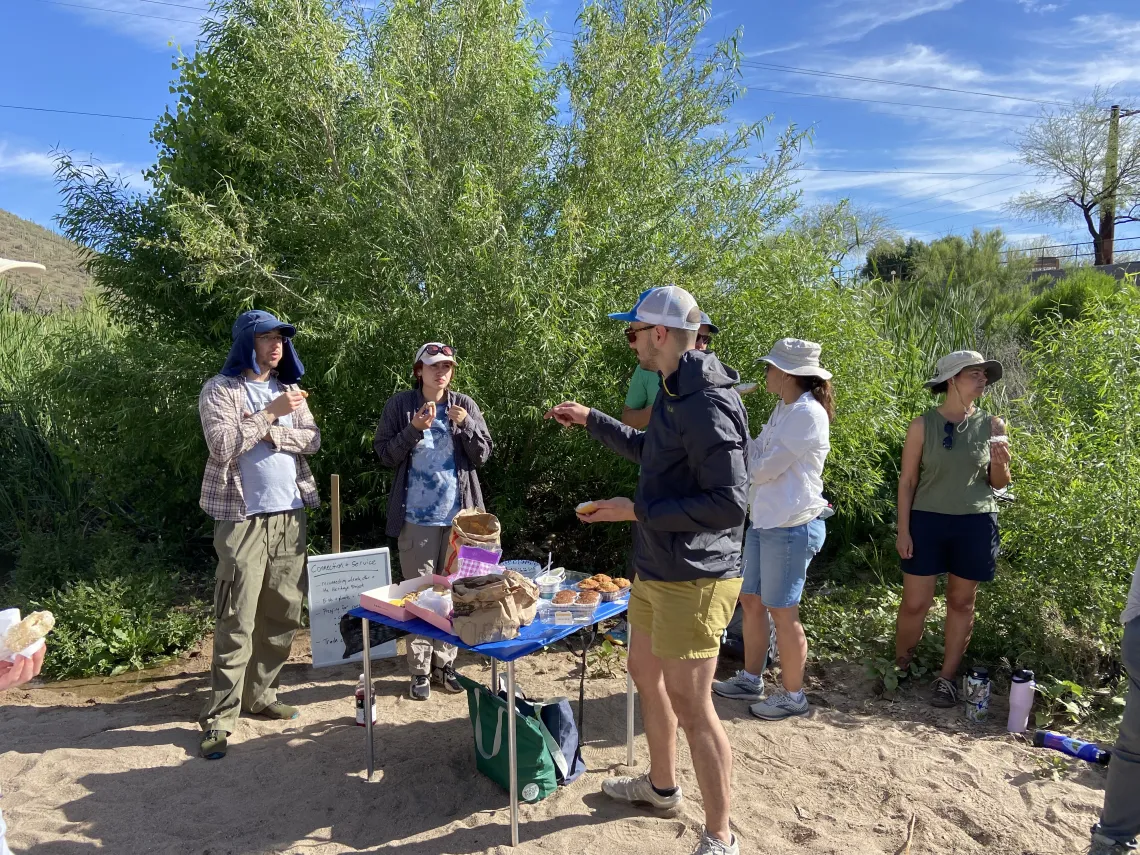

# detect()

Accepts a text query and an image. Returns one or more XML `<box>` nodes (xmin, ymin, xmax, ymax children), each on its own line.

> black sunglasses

<box><xmin>421</xmin><ymin>344</ymin><xmax>455</xmax><ymax>357</ymax></box>
<box><xmin>943</xmin><ymin>421</ymin><xmax>954</xmax><ymax>450</ymax></box>
<box><xmin>624</xmin><ymin>325</ymin><xmax>655</xmax><ymax>344</ymax></box>
<box><xmin>696</xmin><ymin>333</ymin><xmax>712</xmax><ymax>346</ymax></box>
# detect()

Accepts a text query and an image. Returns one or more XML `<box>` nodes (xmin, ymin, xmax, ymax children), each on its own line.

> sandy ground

<box><xmin>0</xmin><ymin>631</ymin><xmax>1109</xmax><ymax>855</ymax></box>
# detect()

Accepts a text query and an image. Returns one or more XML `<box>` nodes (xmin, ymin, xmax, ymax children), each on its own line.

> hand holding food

<box><xmin>544</xmin><ymin>401</ymin><xmax>589</xmax><ymax>427</ymax></box>
<box><xmin>411</xmin><ymin>401</ymin><xmax>436</xmax><ymax>431</ymax></box>
<box><xmin>448</xmin><ymin>405</ymin><xmax>468</xmax><ymax>426</ymax></box>
<box><xmin>577</xmin><ymin>497</ymin><xmax>637</xmax><ymax>523</ymax></box>
<box><xmin>0</xmin><ymin>609</ymin><xmax>55</xmax><ymax>660</ymax></box>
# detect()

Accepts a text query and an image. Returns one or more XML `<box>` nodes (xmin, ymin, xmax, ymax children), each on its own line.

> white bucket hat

<box><xmin>757</xmin><ymin>338</ymin><xmax>832</xmax><ymax>380</ymax></box>
<box><xmin>924</xmin><ymin>350</ymin><xmax>1003</xmax><ymax>388</ymax></box>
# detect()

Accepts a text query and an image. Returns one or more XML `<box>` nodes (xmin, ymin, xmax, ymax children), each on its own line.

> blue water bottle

<box><xmin>1033</xmin><ymin>730</ymin><xmax>1111</xmax><ymax>765</ymax></box>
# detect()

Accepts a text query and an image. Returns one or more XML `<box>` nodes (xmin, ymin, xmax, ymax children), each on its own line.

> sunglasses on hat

<box><xmin>422</xmin><ymin>344</ymin><xmax>455</xmax><ymax>357</ymax></box>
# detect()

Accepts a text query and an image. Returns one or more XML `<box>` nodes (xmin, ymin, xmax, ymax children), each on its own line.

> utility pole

<box><xmin>1098</xmin><ymin>105</ymin><xmax>1140</xmax><ymax>266</ymax></box>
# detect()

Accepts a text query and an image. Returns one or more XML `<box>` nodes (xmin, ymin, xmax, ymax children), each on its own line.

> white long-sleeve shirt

<box><xmin>748</xmin><ymin>391</ymin><xmax>830</xmax><ymax>529</ymax></box>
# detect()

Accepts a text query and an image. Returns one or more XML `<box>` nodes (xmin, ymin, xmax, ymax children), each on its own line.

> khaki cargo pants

<box><xmin>200</xmin><ymin>509</ymin><xmax>307</xmax><ymax>733</ymax></box>
<box><xmin>398</xmin><ymin>521</ymin><xmax>457</xmax><ymax>676</ymax></box>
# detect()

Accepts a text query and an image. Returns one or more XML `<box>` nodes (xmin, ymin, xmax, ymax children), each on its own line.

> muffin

<box><xmin>578</xmin><ymin>579</ymin><xmax>600</xmax><ymax>591</ymax></box>
<box><xmin>597</xmin><ymin>582</ymin><xmax>620</xmax><ymax>602</ymax></box>
<box><xmin>614</xmin><ymin>578</ymin><xmax>631</xmax><ymax>590</ymax></box>
<box><xmin>552</xmin><ymin>590</ymin><xmax>576</xmax><ymax>605</ymax></box>
<box><xmin>591</xmin><ymin>574</ymin><xmax>613</xmax><ymax>585</ymax></box>
<box><xmin>576</xmin><ymin>591</ymin><xmax>601</xmax><ymax>605</ymax></box>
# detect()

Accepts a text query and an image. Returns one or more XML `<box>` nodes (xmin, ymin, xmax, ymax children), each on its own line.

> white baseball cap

<box><xmin>608</xmin><ymin>286</ymin><xmax>701</xmax><ymax>331</ymax></box>
<box><xmin>414</xmin><ymin>342</ymin><xmax>457</xmax><ymax>366</ymax></box>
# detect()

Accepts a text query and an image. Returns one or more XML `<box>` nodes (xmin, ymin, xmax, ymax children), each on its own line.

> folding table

<box><xmin>347</xmin><ymin>601</ymin><xmax>635</xmax><ymax>847</ymax></box>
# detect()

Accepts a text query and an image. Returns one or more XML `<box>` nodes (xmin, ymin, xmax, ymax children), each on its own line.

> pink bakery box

<box><xmin>404</xmin><ymin>597</ymin><xmax>454</xmax><ymax>633</ymax></box>
<box><xmin>360</xmin><ymin>575</ymin><xmax>450</xmax><ymax>621</ymax></box>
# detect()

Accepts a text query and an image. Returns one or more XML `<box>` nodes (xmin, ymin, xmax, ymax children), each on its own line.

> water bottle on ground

<box><xmin>964</xmin><ymin>666</ymin><xmax>990</xmax><ymax>722</ymax></box>
<box><xmin>355</xmin><ymin>673</ymin><xmax>376</xmax><ymax>726</ymax></box>
<box><xmin>1007</xmin><ymin>669</ymin><xmax>1035</xmax><ymax>733</ymax></box>
<box><xmin>1033</xmin><ymin>730</ymin><xmax>1111</xmax><ymax>765</ymax></box>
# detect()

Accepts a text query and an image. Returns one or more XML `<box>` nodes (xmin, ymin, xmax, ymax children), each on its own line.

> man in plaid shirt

<box><xmin>197</xmin><ymin>310</ymin><xmax>320</xmax><ymax>761</ymax></box>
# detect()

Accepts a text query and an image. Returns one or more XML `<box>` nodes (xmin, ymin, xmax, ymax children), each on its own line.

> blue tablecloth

<box><xmin>348</xmin><ymin>598</ymin><xmax>628</xmax><ymax>662</ymax></box>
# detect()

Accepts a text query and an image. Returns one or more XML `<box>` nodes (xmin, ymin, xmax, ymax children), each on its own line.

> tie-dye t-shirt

<box><xmin>404</xmin><ymin>409</ymin><xmax>462</xmax><ymax>526</ymax></box>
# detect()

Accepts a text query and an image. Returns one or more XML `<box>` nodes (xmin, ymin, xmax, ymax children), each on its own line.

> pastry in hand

<box><xmin>575</xmin><ymin>501</ymin><xmax>599</xmax><ymax>516</ymax></box>
<box><xmin>5</xmin><ymin>610</ymin><xmax>54</xmax><ymax>652</ymax></box>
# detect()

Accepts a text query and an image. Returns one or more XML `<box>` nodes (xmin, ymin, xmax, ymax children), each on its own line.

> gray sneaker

<box><xmin>692</xmin><ymin>831</ymin><xmax>739</xmax><ymax>855</ymax></box>
<box><xmin>1089</xmin><ymin>825</ymin><xmax>1138</xmax><ymax>854</ymax></box>
<box><xmin>712</xmin><ymin>670</ymin><xmax>765</xmax><ymax>702</ymax></box>
<box><xmin>601</xmin><ymin>771</ymin><xmax>683</xmax><ymax>812</ymax></box>
<box><xmin>750</xmin><ymin>691</ymin><xmax>809</xmax><ymax>720</ymax></box>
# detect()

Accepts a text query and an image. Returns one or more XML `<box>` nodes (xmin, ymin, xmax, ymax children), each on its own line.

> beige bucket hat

<box><xmin>757</xmin><ymin>338</ymin><xmax>832</xmax><ymax>380</ymax></box>
<box><xmin>924</xmin><ymin>350</ymin><xmax>1003</xmax><ymax>388</ymax></box>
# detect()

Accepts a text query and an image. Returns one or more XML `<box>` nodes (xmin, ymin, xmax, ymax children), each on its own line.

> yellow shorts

<box><xmin>627</xmin><ymin>576</ymin><xmax>743</xmax><ymax>660</ymax></box>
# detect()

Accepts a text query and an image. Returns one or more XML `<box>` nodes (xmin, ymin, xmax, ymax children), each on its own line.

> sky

<box><xmin>3</xmin><ymin>0</ymin><xmax>1139</xmax><ymax>266</ymax></box>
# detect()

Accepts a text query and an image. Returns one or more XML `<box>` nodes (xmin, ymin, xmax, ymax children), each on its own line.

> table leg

<box><xmin>362</xmin><ymin>617</ymin><xmax>374</xmax><ymax>781</ymax></box>
<box><xmin>507</xmin><ymin>659</ymin><xmax>519</xmax><ymax>847</ymax></box>
<box><xmin>625</xmin><ymin>632</ymin><xmax>635</xmax><ymax>767</ymax></box>
<box><xmin>491</xmin><ymin>658</ymin><xmax>498</xmax><ymax>693</ymax></box>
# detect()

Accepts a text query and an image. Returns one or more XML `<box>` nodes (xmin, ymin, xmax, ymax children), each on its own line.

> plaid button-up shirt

<box><xmin>198</xmin><ymin>373</ymin><xmax>321</xmax><ymax>521</ymax></box>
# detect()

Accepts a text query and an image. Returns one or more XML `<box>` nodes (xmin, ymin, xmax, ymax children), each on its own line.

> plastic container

<box><xmin>1007</xmin><ymin>669</ymin><xmax>1035</xmax><ymax>733</ymax></box>
<box><xmin>539</xmin><ymin>599</ymin><xmax>599</xmax><ymax>626</ymax></box>
<box><xmin>501</xmin><ymin>559</ymin><xmax>543</xmax><ymax>579</ymax></box>
<box><xmin>536</xmin><ymin>568</ymin><xmax>567</xmax><ymax>600</ymax></box>
<box><xmin>354</xmin><ymin>673</ymin><xmax>376</xmax><ymax>726</ymax></box>
<box><xmin>404</xmin><ymin>587</ymin><xmax>454</xmax><ymax>633</ymax></box>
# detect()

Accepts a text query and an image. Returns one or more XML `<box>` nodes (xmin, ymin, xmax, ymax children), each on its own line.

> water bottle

<box><xmin>1033</xmin><ymin>730</ymin><xmax>1111</xmax><ymax>765</ymax></box>
<box><xmin>964</xmin><ymin>666</ymin><xmax>990</xmax><ymax>722</ymax></box>
<box><xmin>354</xmin><ymin>673</ymin><xmax>376</xmax><ymax>727</ymax></box>
<box><xmin>1007</xmin><ymin>669</ymin><xmax>1035</xmax><ymax>733</ymax></box>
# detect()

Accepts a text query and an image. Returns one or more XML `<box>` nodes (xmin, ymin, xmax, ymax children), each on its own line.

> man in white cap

<box><xmin>546</xmin><ymin>285</ymin><xmax>749</xmax><ymax>855</ymax></box>
<box><xmin>622</xmin><ymin>308</ymin><xmax>721</xmax><ymax>428</ymax></box>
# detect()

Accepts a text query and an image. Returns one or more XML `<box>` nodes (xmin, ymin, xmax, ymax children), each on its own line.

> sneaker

<box><xmin>252</xmin><ymin>701</ymin><xmax>299</xmax><ymax>721</ymax></box>
<box><xmin>601</xmin><ymin>771</ymin><xmax>683</xmax><ymax>812</ymax></box>
<box><xmin>749</xmin><ymin>691</ymin><xmax>809</xmax><ymax>721</ymax></box>
<box><xmin>200</xmin><ymin>729</ymin><xmax>228</xmax><ymax>760</ymax></box>
<box><xmin>432</xmin><ymin>665</ymin><xmax>463</xmax><ymax>694</ymax></box>
<box><xmin>712</xmin><ymin>670</ymin><xmax>765</xmax><ymax>702</ymax></box>
<box><xmin>692</xmin><ymin>831</ymin><xmax>739</xmax><ymax>855</ymax></box>
<box><xmin>410</xmin><ymin>675</ymin><xmax>430</xmax><ymax>701</ymax></box>
<box><xmin>1089</xmin><ymin>825</ymin><xmax>1139</xmax><ymax>854</ymax></box>
<box><xmin>931</xmin><ymin>676</ymin><xmax>959</xmax><ymax>708</ymax></box>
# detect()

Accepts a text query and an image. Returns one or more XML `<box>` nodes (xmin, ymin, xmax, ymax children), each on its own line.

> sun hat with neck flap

<box><xmin>924</xmin><ymin>350</ymin><xmax>1003</xmax><ymax>388</ymax></box>
<box><xmin>757</xmin><ymin>338</ymin><xmax>832</xmax><ymax>380</ymax></box>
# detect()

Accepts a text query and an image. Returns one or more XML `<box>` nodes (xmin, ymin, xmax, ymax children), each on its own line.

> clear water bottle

<box><xmin>964</xmin><ymin>666</ymin><xmax>990</xmax><ymax>722</ymax></box>
<box><xmin>355</xmin><ymin>673</ymin><xmax>376</xmax><ymax>727</ymax></box>
<box><xmin>1007</xmin><ymin>669</ymin><xmax>1035</xmax><ymax>733</ymax></box>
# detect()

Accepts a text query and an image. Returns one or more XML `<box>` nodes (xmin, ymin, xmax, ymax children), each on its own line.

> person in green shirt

<box><xmin>622</xmin><ymin>312</ymin><xmax>719</xmax><ymax>428</ymax></box>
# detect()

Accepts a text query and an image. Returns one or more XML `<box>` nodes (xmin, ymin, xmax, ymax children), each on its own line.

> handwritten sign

<box><xmin>307</xmin><ymin>547</ymin><xmax>397</xmax><ymax>668</ymax></box>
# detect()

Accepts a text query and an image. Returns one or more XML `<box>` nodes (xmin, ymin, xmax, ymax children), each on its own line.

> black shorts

<box><xmin>901</xmin><ymin>510</ymin><xmax>999</xmax><ymax>583</ymax></box>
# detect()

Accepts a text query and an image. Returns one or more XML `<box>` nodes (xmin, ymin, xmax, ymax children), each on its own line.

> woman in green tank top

<box><xmin>892</xmin><ymin>351</ymin><xmax>1013</xmax><ymax>709</ymax></box>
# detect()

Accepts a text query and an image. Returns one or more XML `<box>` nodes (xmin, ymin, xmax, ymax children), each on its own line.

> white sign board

<box><xmin>307</xmin><ymin>547</ymin><xmax>397</xmax><ymax>668</ymax></box>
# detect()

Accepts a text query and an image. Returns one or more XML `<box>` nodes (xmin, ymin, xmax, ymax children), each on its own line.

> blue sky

<box><xmin>3</xmin><ymin>0</ymin><xmax>1139</xmax><ymax>263</ymax></box>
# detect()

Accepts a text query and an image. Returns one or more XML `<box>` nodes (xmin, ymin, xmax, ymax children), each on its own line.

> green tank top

<box><xmin>911</xmin><ymin>408</ymin><xmax>997</xmax><ymax>515</ymax></box>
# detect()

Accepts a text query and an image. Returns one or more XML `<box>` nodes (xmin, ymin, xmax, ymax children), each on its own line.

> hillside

<box><xmin>0</xmin><ymin>208</ymin><xmax>92</xmax><ymax>308</ymax></box>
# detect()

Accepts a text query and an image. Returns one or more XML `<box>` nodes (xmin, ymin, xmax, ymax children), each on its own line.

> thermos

<box><xmin>964</xmin><ymin>665</ymin><xmax>991</xmax><ymax>722</ymax></box>
<box><xmin>355</xmin><ymin>673</ymin><xmax>376</xmax><ymax>726</ymax></box>
<box><xmin>1007</xmin><ymin>669</ymin><xmax>1035</xmax><ymax>733</ymax></box>
<box><xmin>1033</xmin><ymin>730</ymin><xmax>1111</xmax><ymax>765</ymax></box>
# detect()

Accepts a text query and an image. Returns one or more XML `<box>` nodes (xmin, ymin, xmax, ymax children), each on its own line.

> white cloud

<box><xmin>1017</xmin><ymin>0</ymin><xmax>1063</xmax><ymax>13</ymax></box>
<box><xmin>748</xmin><ymin>0</ymin><xmax>965</xmax><ymax>56</ymax></box>
<box><xmin>56</xmin><ymin>0</ymin><xmax>205</xmax><ymax>49</ymax></box>
<box><xmin>0</xmin><ymin>146</ymin><xmax>57</xmax><ymax>178</ymax></box>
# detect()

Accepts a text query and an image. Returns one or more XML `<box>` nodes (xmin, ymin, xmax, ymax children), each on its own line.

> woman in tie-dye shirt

<box><xmin>373</xmin><ymin>342</ymin><xmax>493</xmax><ymax>701</ymax></box>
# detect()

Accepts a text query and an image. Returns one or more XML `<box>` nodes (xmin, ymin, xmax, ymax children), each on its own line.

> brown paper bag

<box><xmin>451</xmin><ymin>574</ymin><xmax>520</xmax><ymax>646</ymax></box>
<box><xmin>442</xmin><ymin>509</ymin><xmax>502</xmax><ymax>577</ymax></box>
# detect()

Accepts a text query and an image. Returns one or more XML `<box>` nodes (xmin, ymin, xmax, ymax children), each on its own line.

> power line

<box><xmin>904</xmin><ymin>181</ymin><xmax>1041</xmax><ymax>228</ymax></box>
<box><xmin>0</xmin><ymin>102</ymin><xmax>152</xmax><ymax>121</ymax></box>
<box><xmin>892</xmin><ymin>177</ymin><xmax>1038</xmax><ymax>221</ymax></box>
<box><xmin>31</xmin><ymin>0</ymin><xmax>200</xmax><ymax>24</ymax></box>
<box><xmin>739</xmin><ymin>82</ymin><xmax>1037</xmax><ymax>119</ymax></box>
<box><xmin>796</xmin><ymin>168</ymin><xmax>1028</xmax><ymax>176</ymax></box>
<box><xmin>883</xmin><ymin>171</ymin><xmax>1028</xmax><ymax>215</ymax></box>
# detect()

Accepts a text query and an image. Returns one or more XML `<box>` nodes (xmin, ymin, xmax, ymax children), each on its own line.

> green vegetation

<box><xmin>1</xmin><ymin>0</ymin><xmax>1136</xmax><ymax>700</ymax></box>
<box><xmin>0</xmin><ymin>208</ymin><xmax>92</xmax><ymax>308</ymax></box>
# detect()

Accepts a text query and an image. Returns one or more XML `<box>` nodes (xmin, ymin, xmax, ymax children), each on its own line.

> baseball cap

<box><xmin>414</xmin><ymin>342</ymin><xmax>457</xmax><ymax>366</ymax></box>
<box><xmin>608</xmin><ymin>286</ymin><xmax>701</xmax><ymax>331</ymax></box>
<box><xmin>698</xmin><ymin>311</ymin><xmax>719</xmax><ymax>335</ymax></box>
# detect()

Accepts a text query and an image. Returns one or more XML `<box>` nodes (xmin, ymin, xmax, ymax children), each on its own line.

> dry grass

<box><xmin>0</xmin><ymin>208</ymin><xmax>92</xmax><ymax>309</ymax></box>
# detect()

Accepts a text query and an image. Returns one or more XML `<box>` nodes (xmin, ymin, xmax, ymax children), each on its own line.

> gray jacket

<box><xmin>373</xmin><ymin>388</ymin><xmax>493</xmax><ymax>537</ymax></box>
<box><xmin>587</xmin><ymin>350</ymin><xmax>749</xmax><ymax>583</ymax></box>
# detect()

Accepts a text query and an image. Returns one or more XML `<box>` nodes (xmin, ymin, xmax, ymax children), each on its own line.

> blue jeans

<box><xmin>1099</xmin><ymin>618</ymin><xmax>1140</xmax><ymax>845</ymax></box>
<box><xmin>740</xmin><ymin>517</ymin><xmax>826</xmax><ymax>607</ymax></box>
